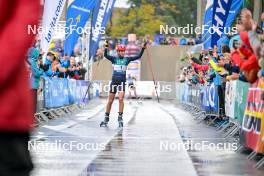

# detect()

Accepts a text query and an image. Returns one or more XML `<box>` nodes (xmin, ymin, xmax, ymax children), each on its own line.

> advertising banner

<box><xmin>241</xmin><ymin>78</ymin><xmax>264</xmax><ymax>153</ymax></box>
<box><xmin>234</xmin><ymin>80</ymin><xmax>249</xmax><ymax>123</ymax></box>
<box><xmin>210</xmin><ymin>0</ymin><xmax>232</xmax><ymax>47</ymax></box>
<box><xmin>203</xmin><ymin>0</ymin><xmax>242</xmax><ymax>49</ymax></box>
<box><xmin>40</xmin><ymin>0</ymin><xmax>66</xmax><ymax>55</ymax></box>
<box><xmin>89</xmin><ymin>0</ymin><xmax>116</xmax><ymax>60</ymax></box>
<box><xmin>44</xmin><ymin>78</ymin><xmax>93</xmax><ymax>108</ymax></box>
<box><xmin>182</xmin><ymin>83</ymin><xmax>190</xmax><ymax>103</ymax></box>
<box><xmin>186</xmin><ymin>84</ymin><xmax>201</xmax><ymax>106</ymax></box>
<box><xmin>202</xmin><ymin>83</ymin><xmax>219</xmax><ymax>113</ymax></box>
<box><xmin>64</xmin><ymin>0</ymin><xmax>96</xmax><ymax>55</ymax></box>
<box><xmin>76</xmin><ymin>80</ymin><xmax>89</xmax><ymax>104</ymax></box>
<box><xmin>44</xmin><ymin>77</ymin><xmax>69</xmax><ymax>108</ymax></box>
<box><xmin>225</xmin><ymin>81</ymin><xmax>236</xmax><ymax>118</ymax></box>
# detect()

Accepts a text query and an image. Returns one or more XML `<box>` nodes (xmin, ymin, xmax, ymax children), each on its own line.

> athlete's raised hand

<box><xmin>142</xmin><ymin>42</ymin><xmax>147</xmax><ymax>49</ymax></box>
<box><xmin>104</xmin><ymin>40</ymin><xmax>109</xmax><ymax>48</ymax></box>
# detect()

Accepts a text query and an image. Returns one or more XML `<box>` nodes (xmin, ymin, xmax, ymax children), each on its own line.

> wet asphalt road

<box><xmin>30</xmin><ymin>99</ymin><xmax>264</xmax><ymax>176</ymax></box>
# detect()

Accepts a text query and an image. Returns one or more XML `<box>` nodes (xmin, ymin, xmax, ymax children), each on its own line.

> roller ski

<box><xmin>137</xmin><ymin>99</ymin><xmax>143</xmax><ymax>105</ymax></box>
<box><xmin>136</xmin><ymin>97</ymin><xmax>143</xmax><ymax>105</ymax></box>
<box><xmin>100</xmin><ymin>114</ymin><xmax>109</xmax><ymax>127</ymax></box>
<box><xmin>118</xmin><ymin>113</ymin><xmax>123</xmax><ymax>128</ymax></box>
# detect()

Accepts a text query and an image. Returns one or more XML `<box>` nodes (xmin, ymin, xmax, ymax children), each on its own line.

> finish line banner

<box><xmin>89</xmin><ymin>0</ymin><xmax>116</xmax><ymax>60</ymax></box>
<box><xmin>241</xmin><ymin>78</ymin><xmax>264</xmax><ymax>154</ymax></box>
<box><xmin>64</xmin><ymin>0</ymin><xmax>96</xmax><ymax>56</ymax></box>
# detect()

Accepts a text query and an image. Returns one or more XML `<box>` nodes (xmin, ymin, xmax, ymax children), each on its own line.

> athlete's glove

<box><xmin>104</xmin><ymin>40</ymin><xmax>109</xmax><ymax>48</ymax></box>
<box><xmin>142</xmin><ymin>42</ymin><xmax>147</xmax><ymax>49</ymax></box>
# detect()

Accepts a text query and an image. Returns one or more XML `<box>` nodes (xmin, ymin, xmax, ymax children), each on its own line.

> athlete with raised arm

<box><xmin>100</xmin><ymin>41</ymin><xmax>147</xmax><ymax>128</ymax></box>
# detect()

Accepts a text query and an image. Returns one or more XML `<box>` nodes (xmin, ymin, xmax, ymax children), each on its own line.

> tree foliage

<box><xmin>109</xmin><ymin>3</ymin><xmax>163</xmax><ymax>37</ymax></box>
<box><xmin>128</xmin><ymin>0</ymin><xmax>197</xmax><ymax>27</ymax></box>
<box><xmin>108</xmin><ymin>0</ymin><xmax>197</xmax><ymax>37</ymax></box>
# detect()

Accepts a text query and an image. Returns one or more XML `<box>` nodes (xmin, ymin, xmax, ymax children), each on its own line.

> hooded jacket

<box><xmin>29</xmin><ymin>48</ymin><xmax>43</xmax><ymax>89</ymax></box>
<box><xmin>0</xmin><ymin>0</ymin><xmax>41</xmax><ymax>132</ymax></box>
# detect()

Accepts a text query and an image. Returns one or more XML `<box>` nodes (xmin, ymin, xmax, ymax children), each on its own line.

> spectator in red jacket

<box><xmin>0</xmin><ymin>0</ymin><xmax>41</xmax><ymax>175</ymax></box>
<box><xmin>231</xmin><ymin>31</ymin><xmax>260</xmax><ymax>83</ymax></box>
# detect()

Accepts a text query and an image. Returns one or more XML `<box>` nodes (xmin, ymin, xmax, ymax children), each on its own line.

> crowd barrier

<box><xmin>34</xmin><ymin>77</ymin><xmax>101</xmax><ymax>126</ymax></box>
<box><xmin>176</xmin><ymin>83</ymin><xmax>220</xmax><ymax>125</ymax></box>
<box><xmin>175</xmin><ymin>78</ymin><xmax>264</xmax><ymax>169</ymax></box>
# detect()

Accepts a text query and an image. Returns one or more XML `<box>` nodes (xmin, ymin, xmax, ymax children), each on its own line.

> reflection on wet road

<box><xmin>81</xmin><ymin>101</ymin><xmax>196</xmax><ymax>176</ymax></box>
<box><xmin>31</xmin><ymin>99</ymin><xmax>264</xmax><ymax>176</ymax></box>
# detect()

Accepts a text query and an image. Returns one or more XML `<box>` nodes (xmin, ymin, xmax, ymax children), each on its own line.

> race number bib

<box><xmin>113</xmin><ymin>65</ymin><xmax>127</xmax><ymax>72</ymax></box>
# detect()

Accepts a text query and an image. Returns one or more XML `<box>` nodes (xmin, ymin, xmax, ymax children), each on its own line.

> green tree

<box><xmin>109</xmin><ymin>3</ymin><xmax>163</xmax><ymax>37</ymax></box>
<box><xmin>128</xmin><ymin>0</ymin><xmax>197</xmax><ymax>27</ymax></box>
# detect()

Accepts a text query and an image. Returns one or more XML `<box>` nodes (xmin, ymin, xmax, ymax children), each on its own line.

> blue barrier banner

<box><xmin>76</xmin><ymin>80</ymin><xmax>89</xmax><ymax>104</ymax></box>
<box><xmin>44</xmin><ymin>77</ymin><xmax>70</xmax><ymax>108</ymax></box>
<box><xmin>44</xmin><ymin>78</ymin><xmax>93</xmax><ymax>108</ymax></box>
<box><xmin>68</xmin><ymin>79</ymin><xmax>77</xmax><ymax>104</ymax></box>
<box><xmin>202</xmin><ymin>83</ymin><xmax>219</xmax><ymax>112</ymax></box>
<box><xmin>89</xmin><ymin>0</ymin><xmax>116</xmax><ymax>60</ymax></box>
<box><xmin>64</xmin><ymin>0</ymin><xmax>96</xmax><ymax>55</ymax></box>
<box><xmin>93</xmin><ymin>82</ymin><xmax>101</xmax><ymax>97</ymax></box>
<box><xmin>182</xmin><ymin>84</ymin><xmax>189</xmax><ymax>103</ymax></box>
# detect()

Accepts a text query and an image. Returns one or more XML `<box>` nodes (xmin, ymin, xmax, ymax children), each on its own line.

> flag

<box><xmin>210</xmin><ymin>0</ymin><xmax>232</xmax><ymax>47</ymax></box>
<box><xmin>225</xmin><ymin>0</ymin><xmax>243</xmax><ymax>29</ymax></box>
<box><xmin>64</xmin><ymin>0</ymin><xmax>96</xmax><ymax>56</ymax></box>
<box><xmin>202</xmin><ymin>0</ymin><xmax>214</xmax><ymax>49</ymax></box>
<box><xmin>89</xmin><ymin>0</ymin><xmax>116</xmax><ymax>60</ymax></box>
<box><xmin>202</xmin><ymin>0</ymin><xmax>242</xmax><ymax>49</ymax></box>
<box><xmin>40</xmin><ymin>0</ymin><xmax>66</xmax><ymax>54</ymax></box>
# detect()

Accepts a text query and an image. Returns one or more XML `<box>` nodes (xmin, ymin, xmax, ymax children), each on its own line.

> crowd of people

<box><xmin>27</xmin><ymin>47</ymin><xmax>87</xmax><ymax>113</ymax></box>
<box><xmin>179</xmin><ymin>8</ymin><xmax>264</xmax><ymax>117</ymax></box>
<box><xmin>28</xmin><ymin>48</ymin><xmax>87</xmax><ymax>86</ymax></box>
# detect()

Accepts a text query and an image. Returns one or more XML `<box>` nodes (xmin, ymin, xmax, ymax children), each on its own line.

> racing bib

<box><xmin>113</xmin><ymin>65</ymin><xmax>127</xmax><ymax>72</ymax></box>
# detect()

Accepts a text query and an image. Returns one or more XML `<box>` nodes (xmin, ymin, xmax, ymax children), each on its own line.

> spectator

<box><xmin>78</xmin><ymin>62</ymin><xmax>87</xmax><ymax>80</ymax></box>
<box><xmin>68</xmin><ymin>57</ymin><xmax>80</xmax><ymax>80</ymax></box>
<box><xmin>43</xmin><ymin>52</ymin><xmax>56</xmax><ymax>77</ymax></box>
<box><xmin>51</xmin><ymin>57</ymin><xmax>62</xmax><ymax>77</ymax></box>
<box><xmin>0</xmin><ymin>0</ymin><xmax>41</xmax><ymax>175</ymax></box>
<box><xmin>28</xmin><ymin>47</ymin><xmax>44</xmax><ymax>113</ymax></box>
<box><xmin>59</xmin><ymin>54</ymin><xmax>70</xmax><ymax>78</ymax></box>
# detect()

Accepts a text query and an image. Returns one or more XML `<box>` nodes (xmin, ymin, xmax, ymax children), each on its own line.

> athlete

<box><xmin>100</xmin><ymin>41</ymin><xmax>147</xmax><ymax>127</ymax></box>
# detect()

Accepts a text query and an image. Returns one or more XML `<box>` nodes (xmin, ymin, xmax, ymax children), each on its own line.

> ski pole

<box><xmin>145</xmin><ymin>44</ymin><xmax>160</xmax><ymax>103</ymax></box>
